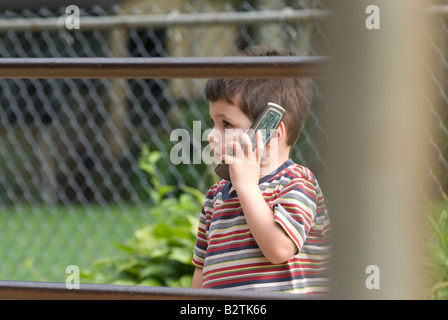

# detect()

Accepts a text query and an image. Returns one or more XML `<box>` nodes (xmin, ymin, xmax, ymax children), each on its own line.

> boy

<box><xmin>191</xmin><ymin>46</ymin><xmax>331</xmax><ymax>294</ymax></box>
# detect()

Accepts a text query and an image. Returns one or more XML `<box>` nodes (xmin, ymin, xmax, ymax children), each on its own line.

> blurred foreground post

<box><xmin>325</xmin><ymin>0</ymin><xmax>438</xmax><ymax>298</ymax></box>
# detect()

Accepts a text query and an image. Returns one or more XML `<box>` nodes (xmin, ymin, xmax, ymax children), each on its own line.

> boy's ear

<box><xmin>278</xmin><ymin>121</ymin><xmax>286</xmax><ymax>141</ymax></box>
<box><xmin>267</xmin><ymin>121</ymin><xmax>286</xmax><ymax>147</ymax></box>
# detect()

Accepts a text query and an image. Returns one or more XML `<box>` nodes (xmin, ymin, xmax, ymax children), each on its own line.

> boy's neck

<box><xmin>259</xmin><ymin>146</ymin><xmax>291</xmax><ymax>178</ymax></box>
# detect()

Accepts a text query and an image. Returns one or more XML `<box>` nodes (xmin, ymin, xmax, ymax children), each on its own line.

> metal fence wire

<box><xmin>0</xmin><ymin>0</ymin><xmax>446</xmax><ymax>282</ymax></box>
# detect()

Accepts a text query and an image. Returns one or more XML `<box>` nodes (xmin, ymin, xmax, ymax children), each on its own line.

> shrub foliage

<box><xmin>82</xmin><ymin>145</ymin><xmax>204</xmax><ymax>287</ymax></box>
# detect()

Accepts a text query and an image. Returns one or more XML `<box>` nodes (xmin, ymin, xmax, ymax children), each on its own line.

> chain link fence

<box><xmin>0</xmin><ymin>0</ymin><xmax>446</xmax><ymax>282</ymax></box>
<box><xmin>427</xmin><ymin>1</ymin><xmax>448</xmax><ymax>197</ymax></box>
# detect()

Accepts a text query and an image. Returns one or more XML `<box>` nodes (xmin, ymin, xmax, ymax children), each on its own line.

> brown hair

<box><xmin>204</xmin><ymin>45</ymin><xmax>313</xmax><ymax>146</ymax></box>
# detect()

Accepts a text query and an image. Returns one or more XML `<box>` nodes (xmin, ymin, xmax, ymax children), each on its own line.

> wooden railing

<box><xmin>0</xmin><ymin>281</ymin><xmax>309</xmax><ymax>300</ymax></box>
<box><xmin>0</xmin><ymin>56</ymin><xmax>328</xmax><ymax>79</ymax></box>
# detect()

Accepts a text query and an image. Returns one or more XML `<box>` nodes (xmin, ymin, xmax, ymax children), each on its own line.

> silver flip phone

<box><xmin>214</xmin><ymin>102</ymin><xmax>286</xmax><ymax>181</ymax></box>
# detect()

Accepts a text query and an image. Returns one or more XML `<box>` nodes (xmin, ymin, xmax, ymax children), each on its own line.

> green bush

<box><xmin>424</xmin><ymin>195</ymin><xmax>448</xmax><ymax>299</ymax></box>
<box><xmin>81</xmin><ymin>145</ymin><xmax>204</xmax><ymax>287</ymax></box>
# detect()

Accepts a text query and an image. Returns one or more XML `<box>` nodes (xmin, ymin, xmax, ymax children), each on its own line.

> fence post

<box><xmin>325</xmin><ymin>0</ymin><xmax>437</xmax><ymax>299</ymax></box>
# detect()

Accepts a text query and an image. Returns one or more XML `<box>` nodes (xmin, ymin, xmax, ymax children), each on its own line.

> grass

<box><xmin>0</xmin><ymin>203</ymin><xmax>150</xmax><ymax>283</ymax></box>
<box><xmin>424</xmin><ymin>197</ymin><xmax>448</xmax><ymax>299</ymax></box>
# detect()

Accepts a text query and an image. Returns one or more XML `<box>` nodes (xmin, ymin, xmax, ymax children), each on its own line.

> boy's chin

<box><xmin>260</xmin><ymin>156</ymin><xmax>280</xmax><ymax>168</ymax></box>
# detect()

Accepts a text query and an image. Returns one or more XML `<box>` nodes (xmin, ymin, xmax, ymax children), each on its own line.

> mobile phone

<box><xmin>214</xmin><ymin>102</ymin><xmax>286</xmax><ymax>181</ymax></box>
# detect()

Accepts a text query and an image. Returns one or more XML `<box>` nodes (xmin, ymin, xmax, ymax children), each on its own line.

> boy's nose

<box><xmin>207</xmin><ymin>128</ymin><xmax>220</xmax><ymax>144</ymax></box>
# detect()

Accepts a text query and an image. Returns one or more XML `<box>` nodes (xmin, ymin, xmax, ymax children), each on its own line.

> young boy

<box><xmin>191</xmin><ymin>46</ymin><xmax>331</xmax><ymax>294</ymax></box>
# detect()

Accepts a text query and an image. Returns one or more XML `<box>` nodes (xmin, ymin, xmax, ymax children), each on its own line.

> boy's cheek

<box><xmin>211</xmin><ymin>141</ymin><xmax>233</xmax><ymax>157</ymax></box>
<box><xmin>223</xmin><ymin>140</ymin><xmax>237</xmax><ymax>155</ymax></box>
<box><xmin>223</xmin><ymin>129</ymin><xmax>245</xmax><ymax>149</ymax></box>
<box><xmin>208</xmin><ymin>129</ymin><xmax>248</xmax><ymax>157</ymax></box>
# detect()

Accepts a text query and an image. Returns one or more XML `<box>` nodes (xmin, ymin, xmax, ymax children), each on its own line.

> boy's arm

<box><xmin>226</xmin><ymin>132</ymin><xmax>297</xmax><ymax>264</ymax></box>
<box><xmin>192</xmin><ymin>267</ymin><xmax>203</xmax><ymax>288</ymax></box>
<box><xmin>237</xmin><ymin>186</ymin><xmax>297</xmax><ymax>264</ymax></box>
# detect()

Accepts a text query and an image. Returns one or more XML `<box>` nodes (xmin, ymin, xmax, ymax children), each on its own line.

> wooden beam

<box><xmin>0</xmin><ymin>56</ymin><xmax>328</xmax><ymax>79</ymax></box>
<box><xmin>0</xmin><ymin>281</ymin><xmax>309</xmax><ymax>300</ymax></box>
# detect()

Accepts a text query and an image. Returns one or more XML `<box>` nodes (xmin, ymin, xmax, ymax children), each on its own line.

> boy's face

<box><xmin>208</xmin><ymin>99</ymin><xmax>253</xmax><ymax>162</ymax></box>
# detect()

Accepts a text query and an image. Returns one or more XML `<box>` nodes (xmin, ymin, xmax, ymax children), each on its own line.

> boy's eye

<box><xmin>223</xmin><ymin>121</ymin><xmax>232</xmax><ymax>128</ymax></box>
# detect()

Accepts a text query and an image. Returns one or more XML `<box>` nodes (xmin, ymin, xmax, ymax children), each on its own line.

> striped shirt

<box><xmin>192</xmin><ymin>159</ymin><xmax>331</xmax><ymax>294</ymax></box>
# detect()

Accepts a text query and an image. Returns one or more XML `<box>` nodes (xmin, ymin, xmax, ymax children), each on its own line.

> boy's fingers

<box><xmin>223</xmin><ymin>133</ymin><xmax>265</xmax><ymax>164</ymax></box>
<box><xmin>256</xmin><ymin>130</ymin><xmax>264</xmax><ymax>160</ymax></box>
<box><xmin>230</xmin><ymin>139</ymin><xmax>244</xmax><ymax>164</ymax></box>
<box><xmin>223</xmin><ymin>140</ymin><xmax>243</xmax><ymax>164</ymax></box>
<box><xmin>242</xmin><ymin>133</ymin><xmax>253</xmax><ymax>158</ymax></box>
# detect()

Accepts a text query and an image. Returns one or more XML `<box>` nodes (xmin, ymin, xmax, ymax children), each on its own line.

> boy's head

<box><xmin>204</xmin><ymin>45</ymin><xmax>314</xmax><ymax>147</ymax></box>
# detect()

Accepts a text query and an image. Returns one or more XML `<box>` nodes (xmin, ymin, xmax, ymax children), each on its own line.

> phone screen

<box><xmin>251</xmin><ymin>109</ymin><xmax>283</xmax><ymax>145</ymax></box>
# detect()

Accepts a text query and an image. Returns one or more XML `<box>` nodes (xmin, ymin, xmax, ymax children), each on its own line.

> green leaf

<box><xmin>140</xmin><ymin>264</ymin><xmax>166</xmax><ymax>279</ymax></box>
<box><xmin>180</xmin><ymin>185</ymin><xmax>206</xmax><ymax>203</ymax></box>
<box><xmin>110</xmin><ymin>279</ymin><xmax>138</xmax><ymax>286</ymax></box>
<box><xmin>169</xmin><ymin>248</ymin><xmax>193</xmax><ymax>265</ymax></box>
<box><xmin>178</xmin><ymin>274</ymin><xmax>193</xmax><ymax>288</ymax></box>
<box><xmin>115</xmin><ymin>259</ymin><xmax>142</xmax><ymax>275</ymax></box>
<box><xmin>159</xmin><ymin>185</ymin><xmax>175</xmax><ymax>197</ymax></box>
<box><xmin>139</xmin><ymin>277</ymin><xmax>164</xmax><ymax>287</ymax></box>
<box><xmin>112</xmin><ymin>243</ymin><xmax>138</xmax><ymax>254</ymax></box>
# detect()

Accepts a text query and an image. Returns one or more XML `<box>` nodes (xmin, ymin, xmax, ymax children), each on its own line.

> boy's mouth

<box><xmin>212</xmin><ymin>152</ymin><xmax>222</xmax><ymax>162</ymax></box>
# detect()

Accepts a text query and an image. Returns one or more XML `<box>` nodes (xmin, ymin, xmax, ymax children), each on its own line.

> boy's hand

<box><xmin>222</xmin><ymin>130</ymin><xmax>264</xmax><ymax>191</ymax></box>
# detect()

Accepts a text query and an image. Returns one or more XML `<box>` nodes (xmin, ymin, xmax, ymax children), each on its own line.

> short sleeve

<box><xmin>269</xmin><ymin>176</ymin><xmax>317</xmax><ymax>254</ymax></box>
<box><xmin>192</xmin><ymin>183</ymin><xmax>220</xmax><ymax>268</ymax></box>
<box><xmin>192</xmin><ymin>204</ymin><xmax>208</xmax><ymax>268</ymax></box>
